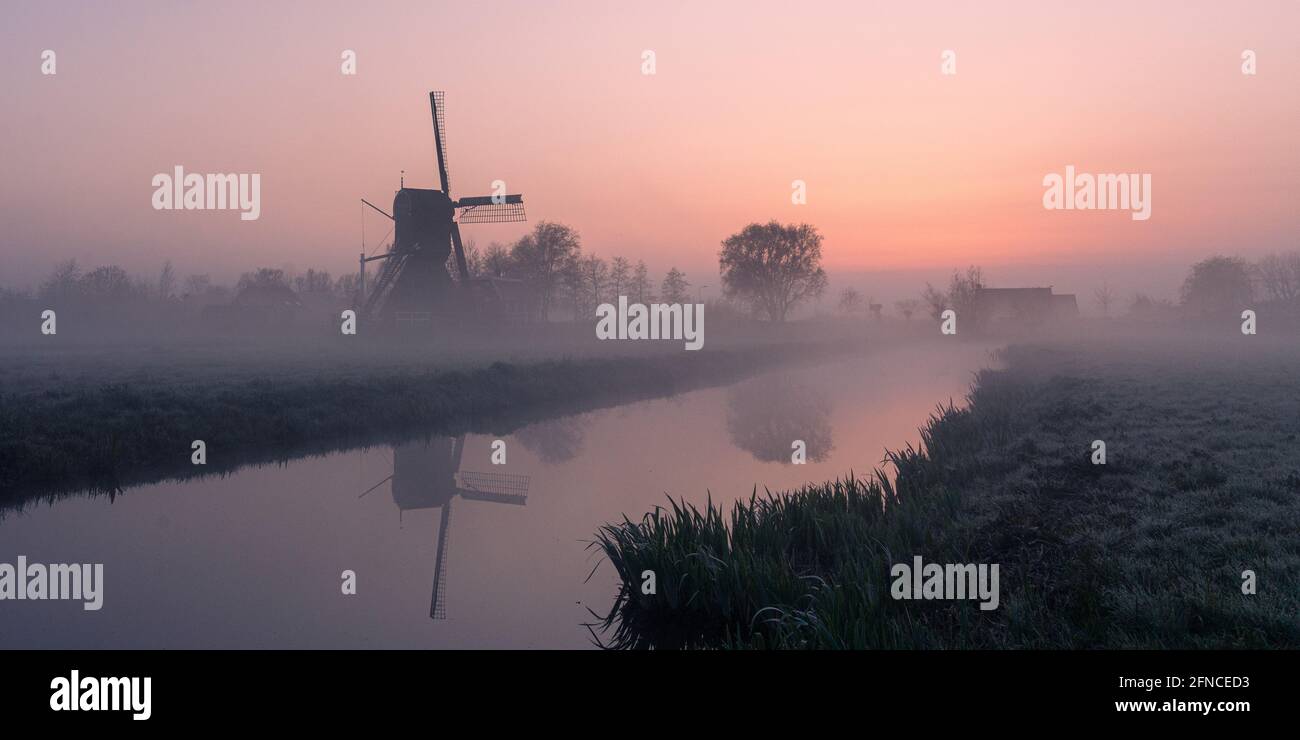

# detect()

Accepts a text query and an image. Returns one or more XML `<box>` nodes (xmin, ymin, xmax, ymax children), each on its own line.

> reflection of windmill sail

<box><xmin>376</xmin><ymin>435</ymin><xmax>530</xmax><ymax>621</ymax></box>
<box><xmin>430</xmin><ymin>500</ymin><xmax>452</xmax><ymax>619</ymax></box>
<box><xmin>456</xmin><ymin>471</ymin><xmax>529</xmax><ymax>504</ymax></box>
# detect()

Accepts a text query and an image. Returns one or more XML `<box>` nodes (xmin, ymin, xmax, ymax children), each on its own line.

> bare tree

<box><xmin>562</xmin><ymin>255</ymin><xmax>587</xmax><ymax>320</ymax></box>
<box><xmin>460</xmin><ymin>238</ymin><xmax>482</xmax><ymax>278</ymax></box>
<box><xmin>630</xmin><ymin>260</ymin><xmax>651</xmax><ymax>303</ymax></box>
<box><xmin>510</xmin><ymin>221</ymin><xmax>582</xmax><ymax>320</ymax></box>
<box><xmin>661</xmin><ymin>267</ymin><xmax>690</xmax><ymax>303</ymax></box>
<box><xmin>183</xmin><ymin>274</ymin><xmax>212</xmax><ymax>297</ymax></box>
<box><xmin>584</xmin><ymin>254</ymin><xmax>610</xmax><ymax>308</ymax></box>
<box><xmin>238</xmin><ymin>268</ymin><xmax>289</xmax><ymax>292</ymax></box>
<box><xmin>334</xmin><ymin>272</ymin><xmax>359</xmax><ymax>299</ymax></box>
<box><xmin>1094</xmin><ymin>282</ymin><xmax>1116</xmax><ymax>318</ymax></box>
<box><xmin>921</xmin><ymin>284</ymin><xmax>946</xmax><ymax>321</ymax></box>
<box><xmin>1253</xmin><ymin>252</ymin><xmax>1300</xmax><ymax>302</ymax></box>
<box><xmin>294</xmin><ymin>268</ymin><xmax>333</xmax><ymax>294</ymax></box>
<box><xmin>41</xmin><ymin>259</ymin><xmax>83</xmax><ymax>303</ymax></box>
<box><xmin>836</xmin><ymin>287</ymin><xmax>864</xmax><ymax>315</ymax></box>
<box><xmin>922</xmin><ymin>266</ymin><xmax>984</xmax><ymax>321</ymax></box>
<box><xmin>609</xmin><ymin>256</ymin><xmax>630</xmax><ymax>298</ymax></box>
<box><xmin>482</xmin><ymin>241</ymin><xmax>513</xmax><ymax>277</ymax></box>
<box><xmin>157</xmin><ymin>260</ymin><xmax>176</xmax><ymax>301</ymax></box>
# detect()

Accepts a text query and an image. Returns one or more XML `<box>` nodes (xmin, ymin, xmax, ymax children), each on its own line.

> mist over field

<box><xmin>1</xmin><ymin>6</ymin><xmax>1298</xmax><ymax>708</ymax></box>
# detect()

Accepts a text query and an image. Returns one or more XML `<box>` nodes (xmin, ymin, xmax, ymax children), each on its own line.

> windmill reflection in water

<box><xmin>359</xmin><ymin>436</ymin><xmax>530</xmax><ymax>619</ymax></box>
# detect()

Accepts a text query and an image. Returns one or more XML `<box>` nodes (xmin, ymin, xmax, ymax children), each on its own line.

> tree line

<box><xmin>832</xmin><ymin>250</ymin><xmax>1300</xmax><ymax>323</ymax></box>
<box><xmin>4</xmin><ymin>219</ymin><xmax>834</xmax><ymax>324</ymax></box>
<box><xmin>14</xmin><ymin>239</ymin><xmax>1297</xmax><ymax>328</ymax></box>
<box><xmin>463</xmin><ymin>218</ymin><xmax>832</xmax><ymax>323</ymax></box>
<box><xmin>458</xmin><ymin>221</ymin><xmax>692</xmax><ymax>321</ymax></box>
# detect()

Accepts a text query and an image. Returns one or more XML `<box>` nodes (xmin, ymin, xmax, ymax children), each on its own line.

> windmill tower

<box><xmin>358</xmin><ymin>91</ymin><xmax>527</xmax><ymax>325</ymax></box>
<box><xmin>360</xmin><ymin>436</ymin><xmax>530</xmax><ymax>619</ymax></box>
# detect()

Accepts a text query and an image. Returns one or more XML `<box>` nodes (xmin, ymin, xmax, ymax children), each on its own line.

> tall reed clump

<box><xmin>589</xmin><ymin>366</ymin><xmax>1026</xmax><ymax>649</ymax></box>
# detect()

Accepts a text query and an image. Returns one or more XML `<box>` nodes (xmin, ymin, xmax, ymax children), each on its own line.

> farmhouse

<box><xmin>971</xmin><ymin>287</ymin><xmax>1078</xmax><ymax>327</ymax></box>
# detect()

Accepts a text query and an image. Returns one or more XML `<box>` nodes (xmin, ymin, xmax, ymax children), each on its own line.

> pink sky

<box><xmin>1</xmin><ymin>0</ymin><xmax>1296</xmax><ymax>302</ymax></box>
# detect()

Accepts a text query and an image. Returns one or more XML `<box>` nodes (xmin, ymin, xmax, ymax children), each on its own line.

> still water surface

<box><xmin>0</xmin><ymin>344</ymin><xmax>993</xmax><ymax>648</ymax></box>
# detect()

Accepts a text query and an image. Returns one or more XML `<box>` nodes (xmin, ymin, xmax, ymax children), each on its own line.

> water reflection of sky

<box><xmin>0</xmin><ymin>344</ymin><xmax>994</xmax><ymax>648</ymax></box>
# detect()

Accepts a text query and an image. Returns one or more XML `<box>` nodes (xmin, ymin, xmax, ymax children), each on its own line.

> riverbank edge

<box><xmin>1</xmin><ymin>338</ymin><xmax>892</xmax><ymax>508</ymax></box>
<box><xmin>591</xmin><ymin>342</ymin><xmax>1300</xmax><ymax>649</ymax></box>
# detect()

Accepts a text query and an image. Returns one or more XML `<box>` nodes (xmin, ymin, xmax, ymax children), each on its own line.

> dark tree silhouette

<box><xmin>922</xmin><ymin>266</ymin><xmax>984</xmax><ymax>321</ymax></box>
<box><xmin>661</xmin><ymin>267</ymin><xmax>689</xmax><ymax>303</ymax></box>
<box><xmin>481</xmin><ymin>242</ymin><xmax>513</xmax><ymax>277</ymax></box>
<box><xmin>80</xmin><ymin>265</ymin><xmax>136</xmax><ymax>301</ymax></box>
<box><xmin>718</xmin><ymin>221</ymin><xmax>827</xmax><ymax>322</ymax></box>
<box><xmin>609</xmin><ymin>257</ymin><xmax>631</xmax><ymax>298</ymax></box>
<box><xmin>41</xmin><ymin>259</ymin><xmax>82</xmax><ymax>302</ymax></box>
<box><xmin>510</xmin><ymin>221</ymin><xmax>581</xmax><ymax>320</ymax></box>
<box><xmin>1252</xmin><ymin>252</ymin><xmax>1300</xmax><ymax>302</ymax></box>
<box><xmin>237</xmin><ymin>268</ymin><xmax>289</xmax><ymax>292</ymax></box>
<box><xmin>1181</xmin><ymin>256</ymin><xmax>1253</xmax><ymax>317</ymax></box>
<box><xmin>630</xmin><ymin>261</ymin><xmax>651</xmax><ymax>302</ymax></box>
<box><xmin>1094</xmin><ymin>282</ymin><xmax>1116</xmax><ymax>318</ymax></box>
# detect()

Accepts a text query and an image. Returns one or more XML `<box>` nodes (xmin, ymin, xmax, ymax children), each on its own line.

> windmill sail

<box><xmin>430</xmin><ymin>500</ymin><xmax>452</xmax><ymax>620</ymax></box>
<box><xmin>449</xmin><ymin>223</ymin><xmax>470</xmax><ymax>282</ymax></box>
<box><xmin>455</xmin><ymin>200</ymin><xmax>526</xmax><ymax>224</ymax></box>
<box><xmin>456</xmin><ymin>470</ymin><xmax>530</xmax><ymax>505</ymax></box>
<box><xmin>430</xmin><ymin>91</ymin><xmax>450</xmax><ymax>195</ymax></box>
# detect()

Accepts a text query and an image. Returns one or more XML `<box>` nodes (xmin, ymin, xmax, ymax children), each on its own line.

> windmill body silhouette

<box><xmin>358</xmin><ymin>91</ymin><xmax>527</xmax><ymax>324</ymax></box>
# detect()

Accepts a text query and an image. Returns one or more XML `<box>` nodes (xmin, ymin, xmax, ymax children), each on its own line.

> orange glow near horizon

<box><xmin>1</xmin><ymin>1</ymin><xmax>1296</xmax><ymax>290</ymax></box>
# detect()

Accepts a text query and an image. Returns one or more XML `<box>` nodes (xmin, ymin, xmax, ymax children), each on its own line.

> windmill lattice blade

<box><xmin>457</xmin><ymin>471</ymin><xmax>530</xmax><ymax>504</ymax></box>
<box><xmin>456</xmin><ymin>194</ymin><xmax>523</xmax><ymax>206</ymax></box>
<box><xmin>456</xmin><ymin>201</ymin><xmax>526</xmax><ymax>224</ymax></box>
<box><xmin>430</xmin><ymin>501</ymin><xmax>452</xmax><ymax>620</ymax></box>
<box><xmin>430</xmin><ymin>91</ymin><xmax>450</xmax><ymax>194</ymax></box>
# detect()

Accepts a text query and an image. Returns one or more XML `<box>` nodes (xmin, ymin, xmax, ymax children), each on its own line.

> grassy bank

<box><xmin>0</xmin><ymin>338</ymin><xmax>873</xmax><ymax>506</ymax></box>
<box><xmin>592</xmin><ymin>338</ymin><xmax>1300</xmax><ymax>648</ymax></box>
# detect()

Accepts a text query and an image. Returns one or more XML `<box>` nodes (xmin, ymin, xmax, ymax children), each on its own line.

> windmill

<box><xmin>358</xmin><ymin>91</ymin><xmax>527</xmax><ymax>325</ymax></box>
<box><xmin>359</xmin><ymin>436</ymin><xmax>530</xmax><ymax>619</ymax></box>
